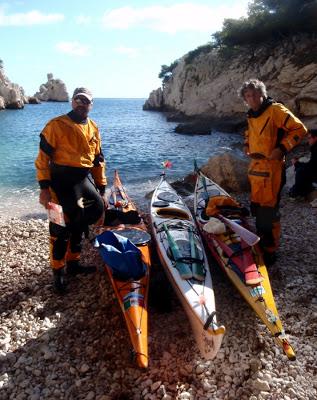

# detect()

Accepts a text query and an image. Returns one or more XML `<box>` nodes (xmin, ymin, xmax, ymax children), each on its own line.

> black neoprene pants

<box><xmin>49</xmin><ymin>165</ymin><xmax>104</xmax><ymax>268</ymax></box>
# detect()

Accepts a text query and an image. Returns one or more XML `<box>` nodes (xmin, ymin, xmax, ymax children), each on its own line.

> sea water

<box><xmin>0</xmin><ymin>98</ymin><xmax>242</xmax><ymax>219</ymax></box>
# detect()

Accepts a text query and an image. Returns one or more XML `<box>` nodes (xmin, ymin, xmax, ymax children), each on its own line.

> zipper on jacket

<box><xmin>259</xmin><ymin>117</ymin><xmax>270</xmax><ymax>135</ymax></box>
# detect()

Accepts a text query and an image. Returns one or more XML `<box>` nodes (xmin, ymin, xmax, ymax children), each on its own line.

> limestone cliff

<box><xmin>0</xmin><ymin>63</ymin><xmax>25</xmax><ymax>109</ymax></box>
<box><xmin>0</xmin><ymin>64</ymin><xmax>69</xmax><ymax>109</ymax></box>
<box><xmin>34</xmin><ymin>73</ymin><xmax>69</xmax><ymax>102</ymax></box>
<box><xmin>144</xmin><ymin>34</ymin><xmax>317</xmax><ymax>127</ymax></box>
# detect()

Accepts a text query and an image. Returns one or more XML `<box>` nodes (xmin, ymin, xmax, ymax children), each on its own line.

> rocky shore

<box><xmin>0</xmin><ymin>64</ymin><xmax>69</xmax><ymax>110</ymax></box>
<box><xmin>0</xmin><ymin>191</ymin><xmax>316</xmax><ymax>400</ymax></box>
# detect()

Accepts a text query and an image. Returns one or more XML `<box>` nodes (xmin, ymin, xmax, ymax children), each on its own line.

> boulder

<box><xmin>174</xmin><ymin>121</ymin><xmax>211</xmax><ymax>135</ymax></box>
<box><xmin>0</xmin><ymin>96</ymin><xmax>4</xmax><ymax>110</ymax></box>
<box><xmin>201</xmin><ymin>151</ymin><xmax>249</xmax><ymax>193</ymax></box>
<box><xmin>28</xmin><ymin>96</ymin><xmax>41</xmax><ymax>104</ymax></box>
<box><xmin>5</xmin><ymin>100</ymin><xmax>24</xmax><ymax>109</ymax></box>
<box><xmin>174</xmin><ymin>117</ymin><xmax>247</xmax><ymax>134</ymax></box>
<box><xmin>171</xmin><ymin>173</ymin><xmax>197</xmax><ymax>196</ymax></box>
<box><xmin>34</xmin><ymin>73</ymin><xmax>69</xmax><ymax>102</ymax></box>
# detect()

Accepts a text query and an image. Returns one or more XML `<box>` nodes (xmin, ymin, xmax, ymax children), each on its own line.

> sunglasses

<box><xmin>74</xmin><ymin>97</ymin><xmax>92</xmax><ymax>106</ymax></box>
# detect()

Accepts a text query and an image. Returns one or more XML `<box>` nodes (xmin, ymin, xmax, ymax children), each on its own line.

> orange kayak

<box><xmin>96</xmin><ymin>170</ymin><xmax>151</xmax><ymax>368</ymax></box>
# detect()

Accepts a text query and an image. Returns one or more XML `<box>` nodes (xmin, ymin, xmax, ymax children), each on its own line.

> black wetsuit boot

<box><xmin>53</xmin><ymin>267</ymin><xmax>67</xmax><ymax>294</ymax></box>
<box><xmin>66</xmin><ymin>260</ymin><xmax>96</xmax><ymax>275</ymax></box>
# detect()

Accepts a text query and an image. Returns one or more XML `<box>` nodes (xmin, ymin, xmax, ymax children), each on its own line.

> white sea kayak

<box><xmin>150</xmin><ymin>173</ymin><xmax>225</xmax><ymax>359</ymax></box>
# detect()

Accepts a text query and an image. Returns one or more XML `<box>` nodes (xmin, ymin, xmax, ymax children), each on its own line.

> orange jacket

<box><xmin>245</xmin><ymin>100</ymin><xmax>307</xmax><ymax>157</ymax></box>
<box><xmin>35</xmin><ymin>114</ymin><xmax>107</xmax><ymax>188</ymax></box>
<box><xmin>244</xmin><ymin>99</ymin><xmax>307</xmax><ymax>207</ymax></box>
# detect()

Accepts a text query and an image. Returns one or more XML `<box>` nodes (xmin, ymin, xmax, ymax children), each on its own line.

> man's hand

<box><xmin>269</xmin><ymin>148</ymin><xmax>284</xmax><ymax>160</ymax></box>
<box><xmin>39</xmin><ymin>188</ymin><xmax>51</xmax><ymax>209</ymax></box>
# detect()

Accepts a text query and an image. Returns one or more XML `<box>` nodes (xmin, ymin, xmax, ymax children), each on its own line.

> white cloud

<box><xmin>0</xmin><ymin>9</ymin><xmax>64</xmax><ymax>26</ymax></box>
<box><xmin>114</xmin><ymin>46</ymin><xmax>139</xmax><ymax>57</ymax></box>
<box><xmin>75</xmin><ymin>15</ymin><xmax>91</xmax><ymax>25</ymax></box>
<box><xmin>101</xmin><ymin>2</ymin><xmax>249</xmax><ymax>33</ymax></box>
<box><xmin>55</xmin><ymin>42</ymin><xmax>90</xmax><ymax>57</ymax></box>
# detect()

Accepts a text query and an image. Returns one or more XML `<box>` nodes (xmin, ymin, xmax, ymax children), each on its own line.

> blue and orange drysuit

<box><xmin>245</xmin><ymin>98</ymin><xmax>307</xmax><ymax>255</ymax></box>
<box><xmin>35</xmin><ymin>111</ymin><xmax>107</xmax><ymax>270</ymax></box>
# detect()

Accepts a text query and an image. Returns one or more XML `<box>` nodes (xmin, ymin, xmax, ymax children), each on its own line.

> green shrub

<box><xmin>213</xmin><ymin>0</ymin><xmax>317</xmax><ymax>48</ymax></box>
<box><xmin>158</xmin><ymin>60</ymin><xmax>179</xmax><ymax>83</ymax></box>
<box><xmin>184</xmin><ymin>43</ymin><xmax>215</xmax><ymax>64</ymax></box>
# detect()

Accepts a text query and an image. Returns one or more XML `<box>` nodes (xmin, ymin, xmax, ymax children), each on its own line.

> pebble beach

<box><xmin>0</xmin><ymin>192</ymin><xmax>316</xmax><ymax>400</ymax></box>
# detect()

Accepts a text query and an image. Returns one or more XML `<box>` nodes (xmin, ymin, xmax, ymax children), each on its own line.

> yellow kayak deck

<box><xmin>207</xmin><ymin>230</ymin><xmax>295</xmax><ymax>360</ymax></box>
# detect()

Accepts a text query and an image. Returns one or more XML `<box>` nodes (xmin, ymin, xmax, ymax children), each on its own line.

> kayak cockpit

<box><xmin>154</xmin><ymin>208</ymin><xmax>190</xmax><ymax>220</ymax></box>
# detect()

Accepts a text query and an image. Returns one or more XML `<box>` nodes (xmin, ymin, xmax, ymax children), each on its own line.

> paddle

<box><xmin>110</xmin><ymin>186</ymin><xmax>117</xmax><ymax>207</ymax></box>
<box><xmin>117</xmin><ymin>184</ymin><xmax>129</xmax><ymax>207</ymax></box>
<box><xmin>189</xmin><ymin>227</ymin><xmax>205</xmax><ymax>281</ymax></box>
<box><xmin>217</xmin><ymin>215</ymin><xmax>260</xmax><ymax>246</ymax></box>
<box><xmin>194</xmin><ymin>161</ymin><xmax>259</xmax><ymax>246</ymax></box>
<box><xmin>194</xmin><ymin>160</ymin><xmax>209</xmax><ymax>201</ymax></box>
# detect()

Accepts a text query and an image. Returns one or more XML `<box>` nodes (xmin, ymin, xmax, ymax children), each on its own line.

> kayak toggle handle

<box><xmin>203</xmin><ymin>311</ymin><xmax>217</xmax><ymax>330</ymax></box>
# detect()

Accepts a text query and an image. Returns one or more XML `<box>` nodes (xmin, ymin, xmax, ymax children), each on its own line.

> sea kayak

<box><xmin>194</xmin><ymin>168</ymin><xmax>295</xmax><ymax>361</ymax></box>
<box><xmin>150</xmin><ymin>173</ymin><xmax>225</xmax><ymax>359</ymax></box>
<box><xmin>95</xmin><ymin>170</ymin><xmax>151</xmax><ymax>368</ymax></box>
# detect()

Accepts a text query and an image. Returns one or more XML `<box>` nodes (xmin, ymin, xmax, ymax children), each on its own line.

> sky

<box><xmin>0</xmin><ymin>0</ymin><xmax>249</xmax><ymax>98</ymax></box>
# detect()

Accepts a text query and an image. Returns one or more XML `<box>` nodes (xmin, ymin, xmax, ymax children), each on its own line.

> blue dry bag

<box><xmin>95</xmin><ymin>230</ymin><xmax>147</xmax><ymax>281</ymax></box>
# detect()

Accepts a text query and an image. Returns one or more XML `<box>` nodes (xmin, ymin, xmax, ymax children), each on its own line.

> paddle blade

<box><xmin>219</xmin><ymin>215</ymin><xmax>260</xmax><ymax>246</ymax></box>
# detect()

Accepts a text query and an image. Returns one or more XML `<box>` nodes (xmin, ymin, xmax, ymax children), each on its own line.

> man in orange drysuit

<box><xmin>35</xmin><ymin>88</ymin><xmax>107</xmax><ymax>293</ymax></box>
<box><xmin>239</xmin><ymin>79</ymin><xmax>307</xmax><ymax>265</ymax></box>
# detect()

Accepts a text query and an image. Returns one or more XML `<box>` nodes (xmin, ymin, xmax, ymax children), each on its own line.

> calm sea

<box><xmin>0</xmin><ymin>98</ymin><xmax>242</xmax><ymax>219</ymax></box>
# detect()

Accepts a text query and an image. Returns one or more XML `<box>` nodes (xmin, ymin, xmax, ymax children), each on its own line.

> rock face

<box><xmin>143</xmin><ymin>87</ymin><xmax>164</xmax><ymax>110</ymax></box>
<box><xmin>201</xmin><ymin>151</ymin><xmax>249</xmax><ymax>192</ymax></box>
<box><xmin>144</xmin><ymin>34</ymin><xmax>317</xmax><ymax>127</ymax></box>
<box><xmin>0</xmin><ymin>64</ymin><xmax>25</xmax><ymax>109</ymax></box>
<box><xmin>34</xmin><ymin>73</ymin><xmax>69</xmax><ymax>102</ymax></box>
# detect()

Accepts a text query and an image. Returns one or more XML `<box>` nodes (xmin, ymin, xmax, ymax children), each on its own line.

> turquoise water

<box><xmin>0</xmin><ymin>99</ymin><xmax>242</xmax><ymax>218</ymax></box>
